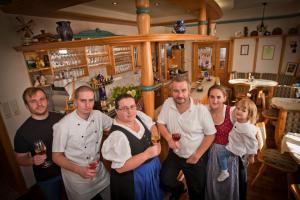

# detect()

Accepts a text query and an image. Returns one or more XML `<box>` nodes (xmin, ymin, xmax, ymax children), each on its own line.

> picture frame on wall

<box><xmin>198</xmin><ymin>47</ymin><xmax>212</xmax><ymax>69</ymax></box>
<box><xmin>285</xmin><ymin>62</ymin><xmax>298</xmax><ymax>76</ymax></box>
<box><xmin>262</xmin><ymin>45</ymin><xmax>275</xmax><ymax>60</ymax></box>
<box><xmin>240</xmin><ymin>45</ymin><xmax>249</xmax><ymax>55</ymax></box>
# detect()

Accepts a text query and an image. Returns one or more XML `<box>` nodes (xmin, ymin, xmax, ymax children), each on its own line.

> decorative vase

<box><xmin>243</xmin><ymin>26</ymin><xmax>248</xmax><ymax>37</ymax></box>
<box><xmin>174</xmin><ymin>20</ymin><xmax>186</xmax><ymax>34</ymax></box>
<box><xmin>56</xmin><ymin>21</ymin><xmax>73</xmax><ymax>41</ymax></box>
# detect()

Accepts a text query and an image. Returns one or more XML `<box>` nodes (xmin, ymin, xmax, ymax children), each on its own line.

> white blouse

<box><xmin>101</xmin><ymin>111</ymin><xmax>155</xmax><ymax>169</ymax></box>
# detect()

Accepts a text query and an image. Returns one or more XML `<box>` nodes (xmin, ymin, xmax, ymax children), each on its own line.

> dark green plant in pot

<box><xmin>111</xmin><ymin>85</ymin><xmax>142</xmax><ymax>102</ymax></box>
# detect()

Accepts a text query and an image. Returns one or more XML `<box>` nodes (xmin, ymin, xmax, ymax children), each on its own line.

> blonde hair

<box><xmin>236</xmin><ymin>98</ymin><xmax>257</xmax><ymax>124</ymax></box>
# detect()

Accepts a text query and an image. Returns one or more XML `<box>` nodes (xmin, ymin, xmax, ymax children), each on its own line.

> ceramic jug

<box><xmin>56</xmin><ymin>21</ymin><xmax>73</xmax><ymax>41</ymax></box>
<box><xmin>174</xmin><ymin>20</ymin><xmax>186</xmax><ymax>34</ymax></box>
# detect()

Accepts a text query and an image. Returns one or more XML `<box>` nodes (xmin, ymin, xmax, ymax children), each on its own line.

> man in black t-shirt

<box><xmin>14</xmin><ymin>87</ymin><xmax>64</xmax><ymax>200</ymax></box>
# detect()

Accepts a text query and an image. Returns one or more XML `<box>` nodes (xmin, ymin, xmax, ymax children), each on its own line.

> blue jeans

<box><xmin>217</xmin><ymin>147</ymin><xmax>231</xmax><ymax>171</ymax></box>
<box><xmin>37</xmin><ymin>175</ymin><xmax>64</xmax><ymax>200</ymax></box>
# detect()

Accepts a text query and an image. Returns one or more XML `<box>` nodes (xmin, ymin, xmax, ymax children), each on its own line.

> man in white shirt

<box><xmin>52</xmin><ymin>86</ymin><xmax>113</xmax><ymax>200</ymax></box>
<box><xmin>157</xmin><ymin>76</ymin><xmax>216</xmax><ymax>200</ymax></box>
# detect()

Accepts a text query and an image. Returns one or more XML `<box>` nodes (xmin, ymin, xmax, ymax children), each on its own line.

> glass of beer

<box><xmin>151</xmin><ymin>134</ymin><xmax>161</xmax><ymax>144</ymax></box>
<box><xmin>34</xmin><ymin>140</ymin><xmax>52</xmax><ymax>168</ymax></box>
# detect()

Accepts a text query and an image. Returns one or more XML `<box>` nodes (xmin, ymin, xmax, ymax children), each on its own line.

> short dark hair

<box><xmin>115</xmin><ymin>93</ymin><xmax>135</xmax><ymax>109</ymax></box>
<box><xmin>22</xmin><ymin>87</ymin><xmax>47</xmax><ymax>105</ymax></box>
<box><xmin>74</xmin><ymin>86</ymin><xmax>94</xmax><ymax>99</ymax></box>
<box><xmin>171</xmin><ymin>76</ymin><xmax>190</xmax><ymax>90</ymax></box>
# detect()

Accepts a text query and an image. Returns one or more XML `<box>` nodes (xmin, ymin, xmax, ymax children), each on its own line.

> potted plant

<box><xmin>111</xmin><ymin>85</ymin><xmax>143</xmax><ymax>110</ymax></box>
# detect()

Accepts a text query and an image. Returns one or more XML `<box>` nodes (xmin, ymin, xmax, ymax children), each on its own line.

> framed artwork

<box><xmin>285</xmin><ymin>62</ymin><xmax>298</xmax><ymax>75</ymax></box>
<box><xmin>262</xmin><ymin>45</ymin><xmax>275</xmax><ymax>60</ymax></box>
<box><xmin>240</xmin><ymin>45</ymin><xmax>249</xmax><ymax>55</ymax></box>
<box><xmin>198</xmin><ymin>47</ymin><xmax>212</xmax><ymax>69</ymax></box>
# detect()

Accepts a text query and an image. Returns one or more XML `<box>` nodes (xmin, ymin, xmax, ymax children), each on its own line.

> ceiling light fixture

<box><xmin>112</xmin><ymin>2</ymin><xmax>118</xmax><ymax>6</ymax></box>
<box><xmin>257</xmin><ymin>2</ymin><xmax>267</xmax><ymax>34</ymax></box>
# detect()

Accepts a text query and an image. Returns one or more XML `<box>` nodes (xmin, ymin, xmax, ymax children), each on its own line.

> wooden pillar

<box><xmin>136</xmin><ymin>0</ymin><xmax>154</xmax><ymax>118</ymax></box>
<box><xmin>198</xmin><ymin>0</ymin><xmax>207</xmax><ymax>35</ymax></box>
<box><xmin>208</xmin><ymin>19</ymin><xmax>216</xmax><ymax>36</ymax></box>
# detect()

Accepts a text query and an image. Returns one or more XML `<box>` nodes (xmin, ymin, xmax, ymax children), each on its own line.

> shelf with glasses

<box><xmin>88</xmin><ymin>62</ymin><xmax>111</xmax><ymax>67</ymax></box>
<box><xmin>28</xmin><ymin>67</ymin><xmax>52</xmax><ymax>73</ymax></box>
<box><xmin>111</xmin><ymin>45</ymin><xmax>134</xmax><ymax>75</ymax></box>
<box><xmin>49</xmin><ymin>48</ymin><xmax>87</xmax><ymax>69</ymax></box>
<box><xmin>86</xmin><ymin>45</ymin><xmax>111</xmax><ymax>70</ymax></box>
<box><xmin>86</xmin><ymin>52</ymin><xmax>109</xmax><ymax>56</ymax></box>
<box><xmin>52</xmin><ymin>64</ymin><xmax>87</xmax><ymax>72</ymax></box>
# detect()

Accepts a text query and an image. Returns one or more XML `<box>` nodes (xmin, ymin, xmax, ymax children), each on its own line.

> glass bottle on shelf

<box><xmin>99</xmin><ymin>85</ymin><xmax>108</xmax><ymax>112</ymax></box>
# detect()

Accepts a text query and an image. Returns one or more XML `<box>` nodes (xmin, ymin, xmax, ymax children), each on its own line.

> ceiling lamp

<box><xmin>257</xmin><ymin>2</ymin><xmax>268</xmax><ymax>34</ymax></box>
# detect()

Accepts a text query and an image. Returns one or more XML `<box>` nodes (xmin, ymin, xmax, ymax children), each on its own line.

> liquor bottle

<box><xmin>99</xmin><ymin>85</ymin><xmax>108</xmax><ymax>111</ymax></box>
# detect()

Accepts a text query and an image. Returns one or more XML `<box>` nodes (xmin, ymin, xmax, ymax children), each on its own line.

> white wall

<box><xmin>0</xmin><ymin>12</ymin><xmax>35</xmax><ymax>187</ymax></box>
<box><xmin>255</xmin><ymin>36</ymin><xmax>282</xmax><ymax>73</ymax></box>
<box><xmin>232</xmin><ymin>38</ymin><xmax>256</xmax><ymax>72</ymax></box>
<box><xmin>281</xmin><ymin>36</ymin><xmax>300</xmax><ymax>76</ymax></box>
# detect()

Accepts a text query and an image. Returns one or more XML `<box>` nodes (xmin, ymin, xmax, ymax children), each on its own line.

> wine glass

<box><xmin>151</xmin><ymin>134</ymin><xmax>161</xmax><ymax>144</ymax></box>
<box><xmin>88</xmin><ymin>154</ymin><xmax>100</xmax><ymax>180</ymax></box>
<box><xmin>34</xmin><ymin>140</ymin><xmax>52</xmax><ymax>168</ymax></box>
<box><xmin>172</xmin><ymin>133</ymin><xmax>181</xmax><ymax>141</ymax></box>
<box><xmin>172</xmin><ymin>128</ymin><xmax>181</xmax><ymax>152</ymax></box>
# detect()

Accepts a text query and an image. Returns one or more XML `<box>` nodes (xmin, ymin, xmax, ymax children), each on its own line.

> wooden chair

<box><xmin>275</xmin><ymin>109</ymin><xmax>300</xmax><ymax>149</ymax></box>
<box><xmin>262</xmin><ymin>86</ymin><xmax>297</xmax><ymax>123</ymax></box>
<box><xmin>233</xmin><ymin>83</ymin><xmax>250</xmax><ymax>101</ymax></box>
<box><xmin>251</xmin><ymin>122</ymin><xmax>299</xmax><ymax>187</ymax></box>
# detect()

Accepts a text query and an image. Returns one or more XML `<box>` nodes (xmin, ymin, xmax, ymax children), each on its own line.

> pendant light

<box><xmin>257</xmin><ymin>2</ymin><xmax>267</xmax><ymax>33</ymax></box>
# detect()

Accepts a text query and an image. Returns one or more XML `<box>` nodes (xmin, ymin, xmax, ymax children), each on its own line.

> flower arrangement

<box><xmin>111</xmin><ymin>85</ymin><xmax>142</xmax><ymax>101</ymax></box>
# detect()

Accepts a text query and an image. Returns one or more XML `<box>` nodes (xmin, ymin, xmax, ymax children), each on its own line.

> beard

<box><xmin>28</xmin><ymin>105</ymin><xmax>48</xmax><ymax>116</ymax></box>
<box><xmin>174</xmin><ymin>97</ymin><xmax>189</xmax><ymax>105</ymax></box>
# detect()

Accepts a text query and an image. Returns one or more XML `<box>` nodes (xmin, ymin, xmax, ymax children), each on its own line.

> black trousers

<box><xmin>160</xmin><ymin>150</ymin><xmax>208</xmax><ymax>200</ymax></box>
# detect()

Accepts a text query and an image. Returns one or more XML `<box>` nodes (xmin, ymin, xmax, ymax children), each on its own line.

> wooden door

<box><xmin>214</xmin><ymin>41</ymin><xmax>230</xmax><ymax>86</ymax></box>
<box><xmin>0</xmin><ymin>113</ymin><xmax>27</xmax><ymax>194</ymax></box>
<box><xmin>192</xmin><ymin>42</ymin><xmax>215</xmax><ymax>82</ymax></box>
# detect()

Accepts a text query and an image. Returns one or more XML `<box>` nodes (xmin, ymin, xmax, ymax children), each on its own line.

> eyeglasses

<box><xmin>118</xmin><ymin>105</ymin><xmax>137</xmax><ymax>112</ymax></box>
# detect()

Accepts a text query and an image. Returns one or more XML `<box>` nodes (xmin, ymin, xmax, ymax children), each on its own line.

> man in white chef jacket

<box><xmin>52</xmin><ymin>86</ymin><xmax>113</xmax><ymax>200</ymax></box>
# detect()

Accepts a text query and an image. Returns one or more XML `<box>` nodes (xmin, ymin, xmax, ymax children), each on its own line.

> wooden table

<box><xmin>271</xmin><ymin>97</ymin><xmax>300</xmax><ymax>111</ymax></box>
<box><xmin>281</xmin><ymin>132</ymin><xmax>300</xmax><ymax>164</ymax></box>
<box><xmin>228</xmin><ymin>78</ymin><xmax>278</xmax><ymax>91</ymax></box>
<box><xmin>191</xmin><ymin>76</ymin><xmax>219</xmax><ymax>103</ymax></box>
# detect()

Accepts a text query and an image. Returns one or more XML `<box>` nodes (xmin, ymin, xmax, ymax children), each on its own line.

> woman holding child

<box><xmin>205</xmin><ymin>85</ymin><xmax>257</xmax><ymax>200</ymax></box>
